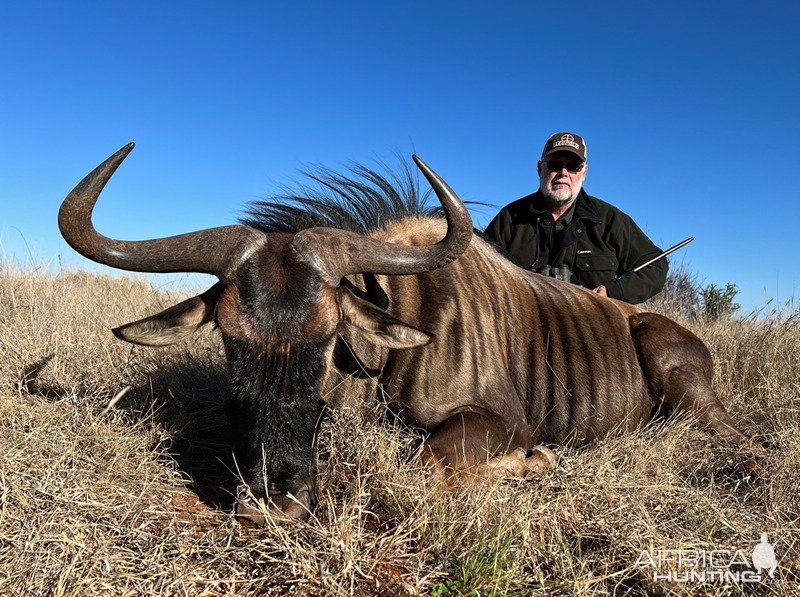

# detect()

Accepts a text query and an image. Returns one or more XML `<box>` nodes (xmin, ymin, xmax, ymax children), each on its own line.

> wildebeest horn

<box><xmin>58</xmin><ymin>143</ymin><xmax>265</xmax><ymax>279</ymax></box>
<box><xmin>291</xmin><ymin>154</ymin><xmax>473</xmax><ymax>280</ymax></box>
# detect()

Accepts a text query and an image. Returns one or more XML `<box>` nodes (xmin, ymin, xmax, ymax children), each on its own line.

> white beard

<box><xmin>541</xmin><ymin>184</ymin><xmax>577</xmax><ymax>205</ymax></box>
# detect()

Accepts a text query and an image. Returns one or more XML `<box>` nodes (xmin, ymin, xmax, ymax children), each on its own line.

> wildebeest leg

<box><xmin>665</xmin><ymin>369</ymin><xmax>766</xmax><ymax>477</ymax></box>
<box><xmin>629</xmin><ymin>313</ymin><xmax>766</xmax><ymax>474</ymax></box>
<box><xmin>423</xmin><ymin>411</ymin><xmax>556</xmax><ymax>484</ymax></box>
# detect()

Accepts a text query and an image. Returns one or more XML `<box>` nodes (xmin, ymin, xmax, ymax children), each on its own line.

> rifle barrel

<box><xmin>616</xmin><ymin>237</ymin><xmax>694</xmax><ymax>280</ymax></box>
<box><xmin>631</xmin><ymin>237</ymin><xmax>694</xmax><ymax>274</ymax></box>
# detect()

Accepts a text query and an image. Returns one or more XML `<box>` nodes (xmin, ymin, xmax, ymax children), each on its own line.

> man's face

<box><xmin>537</xmin><ymin>151</ymin><xmax>587</xmax><ymax>205</ymax></box>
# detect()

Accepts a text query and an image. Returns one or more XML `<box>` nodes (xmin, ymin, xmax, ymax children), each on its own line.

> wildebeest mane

<box><xmin>242</xmin><ymin>160</ymin><xmax>442</xmax><ymax>234</ymax></box>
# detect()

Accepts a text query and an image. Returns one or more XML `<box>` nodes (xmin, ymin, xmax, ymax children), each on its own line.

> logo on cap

<box><xmin>553</xmin><ymin>134</ymin><xmax>580</xmax><ymax>151</ymax></box>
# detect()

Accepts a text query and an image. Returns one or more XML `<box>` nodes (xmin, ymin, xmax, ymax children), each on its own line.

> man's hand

<box><xmin>592</xmin><ymin>285</ymin><xmax>608</xmax><ymax>297</ymax></box>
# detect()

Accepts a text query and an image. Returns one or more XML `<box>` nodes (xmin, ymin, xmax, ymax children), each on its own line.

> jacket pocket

<box><xmin>573</xmin><ymin>254</ymin><xmax>619</xmax><ymax>273</ymax></box>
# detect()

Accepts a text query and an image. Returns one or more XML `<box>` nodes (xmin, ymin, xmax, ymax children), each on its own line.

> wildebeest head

<box><xmin>58</xmin><ymin>143</ymin><xmax>472</xmax><ymax>523</ymax></box>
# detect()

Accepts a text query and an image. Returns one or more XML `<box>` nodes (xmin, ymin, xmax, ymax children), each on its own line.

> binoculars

<box><xmin>536</xmin><ymin>264</ymin><xmax>572</xmax><ymax>283</ymax></box>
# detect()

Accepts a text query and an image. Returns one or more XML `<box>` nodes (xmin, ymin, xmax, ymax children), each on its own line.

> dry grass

<box><xmin>1</xmin><ymin>262</ymin><xmax>798</xmax><ymax>595</ymax></box>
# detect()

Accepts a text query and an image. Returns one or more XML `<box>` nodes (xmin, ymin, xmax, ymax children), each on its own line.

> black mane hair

<box><xmin>241</xmin><ymin>160</ymin><xmax>443</xmax><ymax>234</ymax></box>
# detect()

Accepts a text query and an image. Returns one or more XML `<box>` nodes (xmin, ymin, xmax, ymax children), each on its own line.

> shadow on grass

<box><xmin>23</xmin><ymin>351</ymin><xmax>239</xmax><ymax>513</ymax></box>
<box><xmin>18</xmin><ymin>353</ymin><xmax>60</xmax><ymax>400</ymax></box>
<box><xmin>123</xmin><ymin>357</ymin><xmax>238</xmax><ymax>512</ymax></box>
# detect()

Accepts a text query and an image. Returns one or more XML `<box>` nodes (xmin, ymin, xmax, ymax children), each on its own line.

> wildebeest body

<box><xmin>333</xmin><ymin>220</ymin><xmax>652</xmax><ymax>449</ymax></box>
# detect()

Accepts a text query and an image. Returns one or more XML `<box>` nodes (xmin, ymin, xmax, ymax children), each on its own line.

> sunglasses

<box><xmin>543</xmin><ymin>158</ymin><xmax>584</xmax><ymax>173</ymax></box>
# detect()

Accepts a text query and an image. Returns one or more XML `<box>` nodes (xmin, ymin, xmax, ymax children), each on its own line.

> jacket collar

<box><xmin>527</xmin><ymin>189</ymin><xmax>602</xmax><ymax>225</ymax></box>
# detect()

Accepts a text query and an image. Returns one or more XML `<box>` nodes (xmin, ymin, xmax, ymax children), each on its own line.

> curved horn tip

<box><xmin>116</xmin><ymin>142</ymin><xmax>136</xmax><ymax>158</ymax></box>
<box><xmin>412</xmin><ymin>155</ymin><xmax>457</xmax><ymax>197</ymax></box>
<box><xmin>96</xmin><ymin>142</ymin><xmax>136</xmax><ymax>172</ymax></box>
<box><xmin>95</xmin><ymin>142</ymin><xmax>136</xmax><ymax>167</ymax></box>
<box><xmin>411</xmin><ymin>154</ymin><xmax>439</xmax><ymax>179</ymax></box>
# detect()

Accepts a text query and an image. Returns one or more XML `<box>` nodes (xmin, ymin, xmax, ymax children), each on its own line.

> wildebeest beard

<box><xmin>223</xmin><ymin>335</ymin><xmax>327</xmax><ymax>503</ymax></box>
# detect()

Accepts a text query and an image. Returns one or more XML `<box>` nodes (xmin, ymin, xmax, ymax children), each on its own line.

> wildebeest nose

<box><xmin>235</xmin><ymin>481</ymin><xmax>316</xmax><ymax>526</ymax></box>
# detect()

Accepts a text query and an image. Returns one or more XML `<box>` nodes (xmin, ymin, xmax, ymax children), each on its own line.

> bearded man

<box><xmin>484</xmin><ymin>132</ymin><xmax>666</xmax><ymax>304</ymax></box>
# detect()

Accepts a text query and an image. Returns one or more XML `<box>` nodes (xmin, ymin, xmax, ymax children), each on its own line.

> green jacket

<box><xmin>484</xmin><ymin>189</ymin><xmax>667</xmax><ymax>304</ymax></box>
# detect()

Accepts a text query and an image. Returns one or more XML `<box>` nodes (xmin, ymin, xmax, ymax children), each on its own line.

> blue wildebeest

<box><xmin>59</xmin><ymin>144</ymin><xmax>764</xmax><ymax>524</ymax></box>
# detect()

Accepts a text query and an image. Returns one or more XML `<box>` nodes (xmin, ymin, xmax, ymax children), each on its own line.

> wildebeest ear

<box><xmin>112</xmin><ymin>283</ymin><xmax>224</xmax><ymax>347</ymax></box>
<box><xmin>338</xmin><ymin>287</ymin><xmax>433</xmax><ymax>349</ymax></box>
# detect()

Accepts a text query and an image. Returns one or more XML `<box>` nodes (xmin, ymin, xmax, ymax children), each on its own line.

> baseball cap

<box><xmin>541</xmin><ymin>132</ymin><xmax>587</xmax><ymax>161</ymax></box>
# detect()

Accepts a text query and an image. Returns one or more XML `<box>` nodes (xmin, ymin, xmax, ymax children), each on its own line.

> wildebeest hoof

<box><xmin>526</xmin><ymin>445</ymin><xmax>557</xmax><ymax>474</ymax></box>
<box><xmin>740</xmin><ymin>457</ymin><xmax>766</xmax><ymax>480</ymax></box>
<box><xmin>473</xmin><ymin>445</ymin><xmax>557</xmax><ymax>481</ymax></box>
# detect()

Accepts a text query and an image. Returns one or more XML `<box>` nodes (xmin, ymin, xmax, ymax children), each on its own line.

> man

<box><xmin>484</xmin><ymin>132</ymin><xmax>666</xmax><ymax>304</ymax></box>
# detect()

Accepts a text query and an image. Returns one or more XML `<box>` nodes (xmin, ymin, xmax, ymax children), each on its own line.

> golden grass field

<box><xmin>0</xmin><ymin>262</ymin><xmax>798</xmax><ymax>595</ymax></box>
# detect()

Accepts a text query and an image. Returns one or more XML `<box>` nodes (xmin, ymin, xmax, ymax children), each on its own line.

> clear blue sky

<box><xmin>1</xmin><ymin>1</ymin><xmax>798</xmax><ymax>313</ymax></box>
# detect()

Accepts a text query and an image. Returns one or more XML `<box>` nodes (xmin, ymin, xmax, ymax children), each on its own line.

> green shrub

<box><xmin>701</xmin><ymin>282</ymin><xmax>740</xmax><ymax>321</ymax></box>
